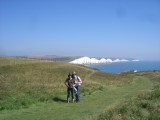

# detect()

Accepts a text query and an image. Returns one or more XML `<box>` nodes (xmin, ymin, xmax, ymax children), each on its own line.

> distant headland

<box><xmin>69</xmin><ymin>56</ymin><xmax>139</xmax><ymax>64</ymax></box>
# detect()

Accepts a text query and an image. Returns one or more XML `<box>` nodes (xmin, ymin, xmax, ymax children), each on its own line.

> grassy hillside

<box><xmin>0</xmin><ymin>57</ymin><xmax>159</xmax><ymax>120</ymax></box>
<box><xmin>0</xmin><ymin>57</ymin><xmax>130</xmax><ymax>110</ymax></box>
<box><xmin>29</xmin><ymin>55</ymin><xmax>80</xmax><ymax>62</ymax></box>
<box><xmin>97</xmin><ymin>72</ymin><xmax>160</xmax><ymax>120</ymax></box>
<box><xmin>0</xmin><ymin>57</ymin><xmax>51</xmax><ymax>67</ymax></box>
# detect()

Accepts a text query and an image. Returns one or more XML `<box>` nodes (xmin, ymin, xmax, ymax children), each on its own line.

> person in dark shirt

<box><xmin>64</xmin><ymin>73</ymin><xmax>76</xmax><ymax>103</ymax></box>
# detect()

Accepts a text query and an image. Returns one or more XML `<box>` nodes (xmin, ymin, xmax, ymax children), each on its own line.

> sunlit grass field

<box><xmin>0</xmin><ymin>57</ymin><xmax>51</xmax><ymax>67</ymax></box>
<box><xmin>0</xmin><ymin>57</ymin><xmax>159</xmax><ymax>120</ymax></box>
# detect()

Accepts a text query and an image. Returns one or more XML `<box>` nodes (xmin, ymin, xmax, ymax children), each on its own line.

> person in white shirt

<box><xmin>72</xmin><ymin>71</ymin><xmax>82</xmax><ymax>102</ymax></box>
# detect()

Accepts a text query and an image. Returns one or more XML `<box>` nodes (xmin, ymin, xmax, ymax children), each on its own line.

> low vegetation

<box><xmin>0</xmin><ymin>57</ymin><xmax>159</xmax><ymax>120</ymax></box>
<box><xmin>0</xmin><ymin>57</ymin><xmax>130</xmax><ymax>110</ymax></box>
<box><xmin>0</xmin><ymin>57</ymin><xmax>51</xmax><ymax>67</ymax></box>
<box><xmin>97</xmin><ymin>82</ymin><xmax>160</xmax><ymax>120</ymax></box>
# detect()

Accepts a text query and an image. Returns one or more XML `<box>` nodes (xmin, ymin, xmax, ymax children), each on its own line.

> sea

<box><xmin>88</xmin><ymin>61</ymin><xmax>160</xmax><ymax>74</ymax></box>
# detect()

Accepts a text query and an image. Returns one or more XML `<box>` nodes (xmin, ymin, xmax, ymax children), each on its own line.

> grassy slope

<box><xmin>0</xmin><ymin>57</ymin><xmax>159</xmax><ymax>120</ymax></box>
<box><xmin>29</xmin><ymin>55</ymin><xmax>80</xmax><ymax>62</ymax></box>
<box><xmin>0</xmin><ymin>57</ymin><xmax>51</xmax><ymax>67</ymax></box>
<box><xmin>97</xmin><ymin>72</ymin><xmax>160</xmax><ymax>120</ymax></box>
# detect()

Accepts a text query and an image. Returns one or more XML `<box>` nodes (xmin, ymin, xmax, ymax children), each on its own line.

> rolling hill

<box><xmin>0</xmin><ymin>57</ymin><xmax>159</xmax><ymax>120</ymax></box>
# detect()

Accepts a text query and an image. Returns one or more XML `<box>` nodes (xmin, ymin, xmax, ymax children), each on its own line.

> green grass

<box><xmin>0</xmin><ymin>57</ymin><xmax>51</xmax><ymax>67</ymax></box>
<box><xmin>0</xmin><ymin>57</ymin><xmax>159</xmax><ymax>120</ymax></box>
<box><xmin>97</xmin><ymin>82</ymin><xmax>160</xmax><ymax>120</ymax></box>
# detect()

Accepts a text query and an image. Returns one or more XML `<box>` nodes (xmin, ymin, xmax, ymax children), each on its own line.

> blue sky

<box><xmin>0</xmin><ymin>0</ymin><xmax>160</xmax><ymax>60</ymax></box>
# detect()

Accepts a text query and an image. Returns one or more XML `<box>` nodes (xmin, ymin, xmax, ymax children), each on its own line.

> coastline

<box><xmin>87</xmin><ymin>61</ymin><xmax>160</xmax><ymax>74</ymax></box>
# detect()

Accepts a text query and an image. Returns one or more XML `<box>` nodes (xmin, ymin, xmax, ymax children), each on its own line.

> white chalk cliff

<box><xmin>69</xmin><ymin>57</ymin><xmax>131</xmax><ymax>64</ymax></box>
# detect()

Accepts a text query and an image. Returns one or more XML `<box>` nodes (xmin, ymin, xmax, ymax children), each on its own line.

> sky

<box><xmin>0</xmin><ymin>0</ymin><xmax>160</xmax><ymax>60</ymax></box>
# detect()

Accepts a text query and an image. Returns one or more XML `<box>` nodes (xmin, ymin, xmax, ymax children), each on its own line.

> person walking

<box><xmin>64</xmin><ymin>73</ymin><xmax>76</xmax><ymax>103</ymax></box>
<box><xmin>72</xmin><ymin>71</ymin><xmax>82</xmax><ymax>102</ymax></box>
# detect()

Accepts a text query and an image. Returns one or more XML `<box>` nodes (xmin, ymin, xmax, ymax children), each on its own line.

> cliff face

<box><xmin>69</xmin><ymin>56</ymin><xmax>130</xmax><ymax>64</ymax></box>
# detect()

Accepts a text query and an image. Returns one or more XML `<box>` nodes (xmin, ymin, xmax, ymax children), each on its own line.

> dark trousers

<box><xmin>67</xmin><ymin>87</ymin><xmax>74</xmax><ymax>100</ymax></box>
<box><xmin>75</xmin><ymin>86</ymin><xmax>80</xmax><ymax>102</ymax></box>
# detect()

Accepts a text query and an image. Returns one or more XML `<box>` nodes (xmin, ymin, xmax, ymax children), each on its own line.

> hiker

<box><xmin>64</xmin><ymin>73</ymin><xmax>76</xmax><ymax>103</ymax></box>
<box><xmin>72</xmin><ymin>71</ymin><xmax>82</xmax><ymax>102</ymax></box>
